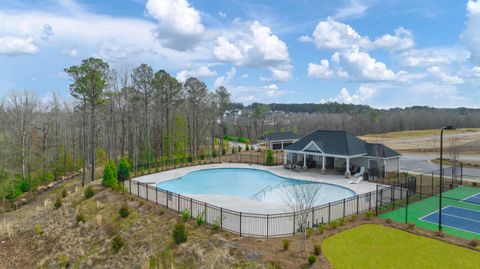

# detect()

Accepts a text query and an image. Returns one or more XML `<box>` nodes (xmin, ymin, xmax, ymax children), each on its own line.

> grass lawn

<box><xmin>322</xmin><ymin>224</ymin><xmax>480</xmax><ymax>269</ymax></box>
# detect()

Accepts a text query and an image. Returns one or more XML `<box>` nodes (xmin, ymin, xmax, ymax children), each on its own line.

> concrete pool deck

<box><xmin>132</xmin><ymin>163</ymin><xmax>381</xmax><ymax>214</ymax></box>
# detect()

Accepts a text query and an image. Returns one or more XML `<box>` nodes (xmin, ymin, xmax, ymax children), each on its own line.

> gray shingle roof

<box><xmin>284</xmin><ymin>130</ymin><xmax>401</xmax><ymax>158</ymax></box>
<box><xmin>258</xmin><ymin>132</ymin><xmax>299</xmax><ymax>141</ymax></box>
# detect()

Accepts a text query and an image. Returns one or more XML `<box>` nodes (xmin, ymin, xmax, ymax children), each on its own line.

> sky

<box><xmin>1</xmin><ymin>0</ymin><xmax>480</xmax><ymax>108</ymax></box>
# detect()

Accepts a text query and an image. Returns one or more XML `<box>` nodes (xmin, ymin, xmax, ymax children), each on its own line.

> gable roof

<box><xmin>284</xmin><ymin>130</ymin><xmax>401</xmax><ymax>158</ymax></box>
<box><xmin>258</xmin><ymin>132</ymin><xmax>299</xmax><ymax>141</ymax></box>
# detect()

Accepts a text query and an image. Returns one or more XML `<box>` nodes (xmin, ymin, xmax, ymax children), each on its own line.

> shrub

<box><xmin>181</xmin><ymin>209</ymin><xmax>190</xmax><ymax>222</ymax></box>
<box><xmin>187</xmin><ymin>156</ymin><xmax>193</xmax><ymax>163</ymax></box>
<box><xmin>473</xmin><ymin>182</ymin><xmax>477</xmax><ymax>187</ymax></box>
<box><xmin>318</xmin><ymin>224</ymin><xmax>327</xmax><ymax>234</ymax></box>
<box><xmin>119</xmin><ymin>205</ymin><xmax>130</xmax><ymax>218</ymax></box>
<box><xmin>19</xmin><ymin>180</ymin><xmax>30</xmax><ymax>193</ymax></box>
<box><xmin>365</xmin><ymin>211</ymin><xmax>374</xmax><ymax>220</ymax></box>
<box><xmin>350</xmin><ymin>214</ymin><xmax>357</xmax><ymax>222</ymax></box>
<box><xmin>385</xmin><ymin>218</ymin><xmax>393</xmax><ymax>224</ymax></box>
<box><xmin>172</xmin><ymin>223</ymin><xmax>187</xmax><ymax>244</ymax></box>
<box><xmin>314</xmin><ymin>245</ymin><xmax>321</xmax><ymax>256</ymax></box>
<box><xmin>265</xmin><ymin>149</ymin><xmax>274</xmax><ymax>165</ymax></box>
<box><xmin>245</xmin><ymin>145</ymin><xmax>249</xmax><ymax>151</ymax></box>
<box><xmin>212</xmin><ymin>216</ymin><xmax>223</xmax><ymax>232</ymax></box>
<box><xmin>53</xmin><ymin>197</ymin><xmax>62</xmax><ymax>209</ymax></box>
<box><xmin>308</xmin><ymin>255</ymin><xmax>316</xmax><ymax>265</ymax></box>
<box><xmin>102</xmin><ymin>160</ymin><xmax>118</xmax><ymax>189</ymax></box>
<box><xmin>329</xmin><ymin>220</ymin><xmax>339</xmax><ymax>230</ymax></box>
<box><xmin>118</xmin><ymin>158</ymin><xmax>131</xmax><ymax>181</ymax></box>
<box><xmin>238</xmin><ymin>145</ymin><xmax>242</xmax><ymax>152</ymax></box>
<box><xmin>58</xmin><ymin>253</ymin><xmax>70</xmax><ymax>268</ymax></box>
<box><xmin>196</xmin><ymin>211</ymin><xmax>205</xmax><ymax>226</ymax></box>
<box><xmin>33</xmin><ymin>224</ymin><xmax>43</xmax><ymax>235</ymax></box>
<box><xmin>76</xmin><ymin>213</ymin><xmax>86</xmax><ymax>223</ymax></box>
<box><xmin>221</xmin><ymin>148</ymin><xmax>226</xmax><ymax>156</ymax></box>
<box><xmin>212</xmin><ymin>150</ymin><xmax>217</xmax><ymax>158</ymax></box>
<box><xmin>84</xmin><ymin>186</ymin><xmax>95</xmax><ymax>199</ymax></box>
<box><xmin>306</xmin><ymin>227</ymin><xmax>314</xmax><ymax>238</ymax></box>
<box><xmin>61</xmin><ymin>188</ymin><xmax>68</xmax><ymax>198</ymax></box>
<box><xmin>112</xmin><ymin>236</ymin><xmax>125</xmax><ymax>253</ymax></box>
<box><xmin>338</xmin><ymin>218</ymin><xmax>346</xmax><ymax>226</ymax></box>
<box><xmin>282</xmin><ymin>239</ymin><xmax>290</xmax><ymax>250</ymax></box>
<box><xmin>231</xmin><ymin>147</ymin><xmax>236</xmax><ymax>154</ymax></box>
<box><xmin>200</xmin><ymin>153</ymin><xmax>205</xmax><ymax>160</ymax></box>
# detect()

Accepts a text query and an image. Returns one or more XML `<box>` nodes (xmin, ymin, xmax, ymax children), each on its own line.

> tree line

<box><xmin>0</xmin><ymin>57</ymin><xmax>231</xmax><ymax>202</ymax></box>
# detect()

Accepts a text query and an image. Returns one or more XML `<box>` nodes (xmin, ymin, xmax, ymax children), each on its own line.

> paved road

<box><xmin>384</xmin><ymin>131</ymin><xmax>480</xmax><ymax>144</ymax></box>
<box><xmin>401</xmin><ymin>154</ymin><xmax>480</xmax><ymax>179</ymax></box>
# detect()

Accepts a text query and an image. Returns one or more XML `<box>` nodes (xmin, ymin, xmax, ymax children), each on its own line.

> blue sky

<box><xmin>1</xmin><ymin>0</ymin><xmax>480</xmax><ymax>108</ymax></box>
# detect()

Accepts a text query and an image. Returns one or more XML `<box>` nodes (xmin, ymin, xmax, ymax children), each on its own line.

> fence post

<box><xmin>239</xmin><ymin>212</ymin><xmax>242</xmax><ymax>236</ymax></box>
<box><xmin>190</xmin><ymin>198</ymin><xmax>193</xmax><ymax>218</ymax></box>
<box><xmin>166</xmin><ymin>191</ymin><xmax>169</xmax><ymax>208</ymax></box>
<box><xmin>146</xmin><ymin>184</ymin><xmax>148</xmax><ymax>201</ymax></box>
<box><xmin>375</xmin><ymin>185</ymin><xmax>379</xmax><ymax>216</ymax></box>
<box><xmin>204</xmin><ymin>202</ymin><xmax>207</xmax><ymax>221</ymax></box>
<box><xmin>460</xmin><ymin>163</ymin><xmax>463</xmax><ymax>185</ymax></box>
<box><xmin>368</xmin><ymin>191</ymin><xmax>372</xmax><ymax>211</ymax></box>
<box><xmin>137</xmin><ymin>182</ymin><xmax>140</xmax><ymax>197</ymax></box>
<box><xmin>267</xmin><ymin>214</ymin><xmax>269</xmax><ymax>238</ymax></box>
<box><xmin>155</xmin><ymin>188</ymin><xmax>158</xmax><ymax>205</ymax></box>
<box><xmin>356</xmin><ymin>195</ymin><xmax>360</xmax><ymax>215</ymax></box>
<box><xmin>177</xmin><ymin>195</ymin><xmax>180</xmax><ymax>212</ymax></box>
<box><xmin>129</xmin><ymin>180</ymin><xmax>131</xmax><ymax>195</ymax></box>
<box><xmin>391</xmin><ymin>186</ymin><xmax>395</xmax><ymax>210</ymax></box>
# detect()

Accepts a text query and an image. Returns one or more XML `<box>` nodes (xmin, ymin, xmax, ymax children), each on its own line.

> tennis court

<box><xmin>380</xmin><ymin>186</ymin><xmax>480</xmax><ymax>240</ymax></box>
<box><xmin>463</xmin><ymin>193</ymin><xmax>480</xmax><ymax>205</ymax></box>
<box><xmin>420</xmin><ymin>206</ymin><xmax>480</xmax><ymax>234</ymax></box>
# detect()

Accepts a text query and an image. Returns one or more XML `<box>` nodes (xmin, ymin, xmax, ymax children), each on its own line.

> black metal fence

<box><xmin>122</xmin><ymin>179</ymin><xmax>413</xmax><ymax>238</ymax></box>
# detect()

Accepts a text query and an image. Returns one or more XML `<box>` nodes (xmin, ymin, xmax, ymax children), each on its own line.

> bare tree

<box><xmin>282</xmin><ymin>183</ymin><xmax>321</xmax><ymax>252</ymax></box>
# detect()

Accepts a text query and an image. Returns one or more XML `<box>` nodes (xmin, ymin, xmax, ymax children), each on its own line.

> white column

<box><xmin>321</xmin><ymin>155</ymin><xmax>326</xmax><ymax>175</ymax></box>
<box><xmin>284</xmin><ymin>151</ymin><xmax>287</xmax><ymax>165</ymax></box>
<box><xmin>345</xmin><ymin>157</ymin><xmax>351</xmax><ymax>178</ymax></box>
<box><xmin>281</xmin><ymin>141</ymin><xmax>284</xmax><ymax>149</ymax></box>
<box><xmin>303</xmin><ymin>153</ymin><xmax>307</xmax><ymax>168</ymax></box>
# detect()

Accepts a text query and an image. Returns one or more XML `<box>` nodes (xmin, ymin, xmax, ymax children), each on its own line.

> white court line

<box><xmin>419</xmin><ymin>205</ymin><xmax>480</xmax><ymax>234</ymax></box>
<box><xmin>460</xmin><ymin>192</ymin><xmax>480</xmax><ymax>205</ymax></box>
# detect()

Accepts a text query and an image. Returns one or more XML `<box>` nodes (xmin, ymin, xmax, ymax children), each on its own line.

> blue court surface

<box><xmin>420</xmin><ymin>206</ymin><xmax>480</xmax><ymax>234</ymax></box>
<box><xmin>462</xmin><ymin>193</ymin><xmax>480</xmax><ymax>205</ymax></box>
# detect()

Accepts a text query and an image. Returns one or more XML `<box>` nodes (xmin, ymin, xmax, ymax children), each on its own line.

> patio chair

<box><xmin>348</xmin><ymin>176</ymin><xmax>363</xmax><ymax>184</ymax></box>
<box><xmin>352</xmin><ymin>167</ymin><xmax>365</xmax><ymax>178</ymax></box>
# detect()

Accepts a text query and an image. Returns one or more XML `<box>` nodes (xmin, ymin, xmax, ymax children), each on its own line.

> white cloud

<box><xmin>410</xmin><ymin>82</ymin><xmax>458</xmax><ymax>96</ymax></box>
<box><xmin>176</xmin><ymin>65</ymin><xmax>217</xmax><ymax>83</ymax></box>
<box><xmin>427</xmin><ymin>66</ymin><xmax>464</xmax><ymax>84</ymax></box>
<box><xmin>307</xmin><ymin>59</ymin><xmax>334</xmax><ymax>79</ymax></box>
<box><xmin>41</xmin><ymin>24</ymin><xmax>54</xmax><ymax>41</ymax></box>
<box><xmin>373</xmin><ymin>27</ymin><xmax>414</xmax><ymax>51</ymax></box>
<box><xmin>61</xmin><ymin>48</ymin><xmax>79</xmax><ymax>57</ymax></box>
<box><xmin>0</xmin><ymin>36</ymin><xmax>38</xmax><ymax>55</ymax></box>
<box><xmin>462</xmin><ymin>1</ymin><xmax>480</xmax><ymax>64</ymax></box>
<box><xmin>218</xmin><ymin>11</ymin><xmax>227</xmax><ymax>18</ymax></box>
<box><xmin>334</xmin><ymin>0</ymin><xmax>369</xmax><ymax>20</ymax></box>
<box><xmin>213</xmin><ymin>20</ymin><xmax>291</xmax><ymax>80</ymax></box>
<box><xmin>213</xmin><ymin>37</ymin><xmax>243</xmax><ymax>63</ymax></box>
<box><xmin>397</xmin><ymin>47</ymin><xmax>470</xmax><ymax>67</ymax></box>
<box><xmin>263</xmin><ymin>83</ymin><xmax>286</xmax><ymax>97</ymax></box>
<box><xmin>327</xmin><ymin>86</ymin><xmax>376</xmax><ymax>104</ymax></box>
<box><xmin>340</xmin><ymin>47</ymin><xmax>396</xmax><ymax>81</ymax></box>
<box><xmin>214</xmin><ymin>67</ymin><xmax>236</xmax><ymax>88</ymax></box>
<box><xmin>299</xmin><ymin>35</ymin><xmax>313</xmax><ymax>42</ymax></box>
<box><xmin>310</xmin><ymin>18</ymin><xmax>370</xmax><ymax>50</ymax></box>
<box><xmin>146</xmin><ymin>0</ymin><xmax>205</xmax><ymax>51</ymax></box>
<box><xmin>99</xmin><ymin>42</ymin><xmax>144</xmax><ymax>61</ymax></box>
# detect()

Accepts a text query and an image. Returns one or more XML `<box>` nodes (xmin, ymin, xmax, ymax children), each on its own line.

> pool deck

<box><xmin>132</xmin><ymin>163</ymin><xmax>381</xmax><ymax>214</ymax></box>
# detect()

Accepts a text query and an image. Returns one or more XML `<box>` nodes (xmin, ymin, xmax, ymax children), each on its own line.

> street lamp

<box><xmin>438</xmin><ymin>125</ymin><xmax>454</xmax><ymax>231</ymax></box>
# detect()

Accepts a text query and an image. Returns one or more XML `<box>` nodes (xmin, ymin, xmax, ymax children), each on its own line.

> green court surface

<box><xmin>380</xmin><ymin>186</ymin><xmax>480</xmax><ymax>240</ymax></box>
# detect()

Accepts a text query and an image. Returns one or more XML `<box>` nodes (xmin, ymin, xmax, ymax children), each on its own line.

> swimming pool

<box><xmin>156</xmin><ymin>168</ymin><xmax>355</xmax><ymax>206</ymax></box>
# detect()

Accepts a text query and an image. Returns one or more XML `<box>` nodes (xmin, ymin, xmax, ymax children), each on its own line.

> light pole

<box><xmin>438</xmin><ymin>125</ymin><xmax>454</xmax><ymax>231</ymax></box>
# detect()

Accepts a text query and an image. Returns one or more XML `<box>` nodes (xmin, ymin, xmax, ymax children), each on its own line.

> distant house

<box><xmin>258</xmin><ymin>132</ymin><xmax>300</xmax><ymax>151</ymax></box>
<box><xmin>283</xmin><ymin>130</ymin><xmax>401</xmax><ymax>178</ymax></box>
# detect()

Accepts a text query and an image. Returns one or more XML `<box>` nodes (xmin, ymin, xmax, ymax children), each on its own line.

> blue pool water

<box><xmin>156</xmin><ymin>168</ymin><xmax>355</xmax><ymax>206</ymax></box>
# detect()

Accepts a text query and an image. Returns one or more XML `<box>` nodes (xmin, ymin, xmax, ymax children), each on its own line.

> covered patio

<box><xmin>283</xmin><ymin>130</ymin><xmax>401</xmax><ymax>178</ymax></box>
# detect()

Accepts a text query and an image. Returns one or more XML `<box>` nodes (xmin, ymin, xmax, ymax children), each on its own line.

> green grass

<box><xmin>322</xmin><ymin>224</ymin><xmax>480</xmax><ymax>269</ymax></box>
<box><xmin>380</xmin><ymin>186</ymin><xmax>480</xmax><ymax>240</ymax></box>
